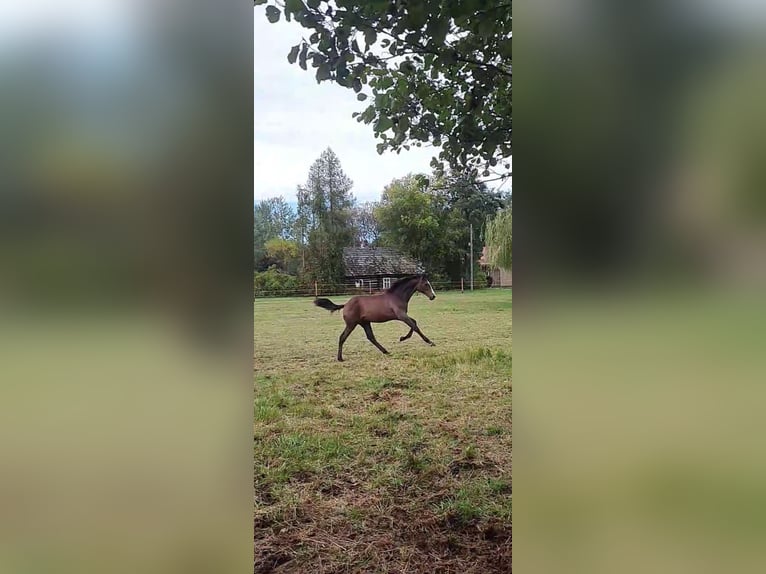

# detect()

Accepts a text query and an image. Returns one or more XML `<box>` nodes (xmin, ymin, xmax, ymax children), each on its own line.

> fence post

<box><xmin>461</xmin><ymin>278</ymin><xmax>464</xmax><ymax>293</ymax></box>
<box><xmin>314</xmin><ymin>281</ymin><xmax>318</xmax><ymax>297</ymax></box>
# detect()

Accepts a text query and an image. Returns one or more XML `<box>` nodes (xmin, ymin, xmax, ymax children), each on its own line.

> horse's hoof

<box><xmin>399</xmin><ymin>337</ymin><xmax>406</xmax><ymax>342</ymax></box>
<box><xmin>337</xmin><ymin>358</ymin><xmax>344</xmax><ymax>362</ymax></box>
<box><xmin>429</xmin><ymin>342</ymin><xmax>436</xmax><ymax>347</ymax></box>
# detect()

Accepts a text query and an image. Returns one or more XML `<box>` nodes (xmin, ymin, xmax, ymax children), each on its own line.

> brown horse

<box><xmin>314</xmin><ymin>274</ymin><xmax>437</xmax><ymax>361</ymax></box>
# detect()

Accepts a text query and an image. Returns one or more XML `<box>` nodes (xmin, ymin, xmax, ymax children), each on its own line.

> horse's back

<box><xmin>346</xmin><ymin>292</ymin><xmax>398</xmax><ymax>323</ymax></box>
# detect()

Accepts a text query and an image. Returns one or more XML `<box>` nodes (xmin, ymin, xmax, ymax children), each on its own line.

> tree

<box><xmin>264</xmin><ymin>237</ymin><xmax>299</xmax><ymax>274</ymax></box>
<box><xmin>376</xmin><ymin>174</ymin><xmax>446</xmax><ymax>274</ymax></box>
<box><xmin>297</xmin><ymin>148</ymin><xmax>356</xmax><ymax>283</ymax></box>
<box><xmin>294</xmin><ymin>184</ymin><xmax>312</xmax><ymax>247</ymax></box>
<box><xmin>254</xmin><ymin>196</ymin><xmax>297</xmax><ymax>263</ymax></box>
<box><xmin>271</xmin><ymin>197</ymin><xmax>297</xmax><ymax>240</ymax></box>
<box><xmin>350</xmin><ymin>201</ymin><xmax>380</xmax><ymax>246</ymax></box>
<box><xmin>256</xmin><ymin>0</ymin><xmax>512</xmax><ymax>180</ymax></box>
<box><xmin>376</xmin><ymin>171</ymin><xmax>503</xmax><ymax>281</ymax></box>
<box><xmin>430</xmin><ymin>172</ymin><xmax>504</xmax><ymax>276</ymax></box>
<box><xmin>484</xmin><ymin>207</ymin><xmax>512</xmax><ymax>270</ymax></box>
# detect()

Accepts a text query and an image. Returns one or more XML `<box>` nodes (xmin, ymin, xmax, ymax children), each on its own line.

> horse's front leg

<box><xmin>399</xmin><ymin>327</ymin><xmax>414</xmax><ymax>342</ymax></box>
<box><xmin>398</xmin><ymin>315</ymin><xmax>435</xmax><ymax>346</ymax></box>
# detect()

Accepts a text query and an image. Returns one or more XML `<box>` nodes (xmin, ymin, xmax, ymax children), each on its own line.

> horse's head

<box><xmin>415</xmin><ymin>275</ymin><xmax>436</xmax><ymax>300</ymax></box>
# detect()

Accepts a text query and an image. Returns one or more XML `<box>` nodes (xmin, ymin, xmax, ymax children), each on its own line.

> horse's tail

<box><xmin>314</xmin><ymin>298</ymin><xmax>345</xmax><ymax>313</ymax></box>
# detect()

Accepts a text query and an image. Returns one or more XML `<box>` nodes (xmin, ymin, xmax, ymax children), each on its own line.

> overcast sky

<box><xmin>254</xmin><ymin>10</ymin><xmax>439</xmax><ymax>204</ymax></box>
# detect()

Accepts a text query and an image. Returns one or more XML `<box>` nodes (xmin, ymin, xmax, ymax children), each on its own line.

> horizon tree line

<box><xmin>255</xmin><ymin>147</ymin><xmax>511</xmax><ymax>288</ymax></box>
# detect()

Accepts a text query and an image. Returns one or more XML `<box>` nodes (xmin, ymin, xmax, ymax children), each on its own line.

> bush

<box><xmin>473</xmin><ymin>272</ymin><xmax>488</xmax><ymax>289</ymax></box>
<box><xmin>254</xmin><ymin>266</ymin><xmax>299</xmax><ymax>296</ymax></box>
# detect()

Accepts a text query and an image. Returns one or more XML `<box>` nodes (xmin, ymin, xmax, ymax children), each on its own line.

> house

<box><xmin>479</xmin><ymin>246</ymin><xmax>512</xmax><ymax>287</ymax></box>
<box><xmin>343</xmin><ymin>246</ymin><xmax>425</xmax><ymax>292</ymax></box>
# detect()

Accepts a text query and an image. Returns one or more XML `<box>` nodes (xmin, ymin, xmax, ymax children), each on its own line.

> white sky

<box><xmin>254</xmin><ymin>9</ymin><xmax>439</xmax><ymax>203</ymax></box>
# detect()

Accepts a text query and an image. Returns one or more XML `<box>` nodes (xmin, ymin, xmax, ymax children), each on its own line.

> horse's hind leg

<box><xmin>337</xmin><ymin>323</ymin><xmax>356</xmax><ymax>362</ymax></box>
<box><xmin>399</xmin><ymin>326</ymin><xmax>414</xmax><ymax>342</ymax></box>
<box><xmin>361</xmin><ymin>322</ymin><xmax>389</xmax><ymax>355</ymax></box>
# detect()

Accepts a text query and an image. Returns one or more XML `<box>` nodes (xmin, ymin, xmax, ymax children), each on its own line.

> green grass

<box><xmin>254</xmin><ymin>289</ymin><xmax>511</xmax><ymax>573</ymax></box>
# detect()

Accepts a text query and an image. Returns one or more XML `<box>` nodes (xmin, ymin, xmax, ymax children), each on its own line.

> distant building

<box><xmin>479</xmin><ymin>246</ymin><xmax>512</xmax><ymax>287</ymax></box>
<box><xmin>343</xmin><ymin>246</ymin><xmax>424</xmax><ymax>292</ymax></box>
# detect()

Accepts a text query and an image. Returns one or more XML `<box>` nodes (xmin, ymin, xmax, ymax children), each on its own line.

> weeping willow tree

<box><xmin>485</xmin><ymin>208</ymin><xmax>512</xmax><ymax>270</ymax></box>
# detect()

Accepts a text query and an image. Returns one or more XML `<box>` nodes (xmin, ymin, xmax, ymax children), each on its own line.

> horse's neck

<box><xmin>398</xmin><ymin>280</ymin><xmax>418</xmax><ymax>303</ymax></box>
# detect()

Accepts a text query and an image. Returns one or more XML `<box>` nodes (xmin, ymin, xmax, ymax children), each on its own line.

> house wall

<box><xmin>345</xmin><ymin>274</ymin><xmax>409</xmax><ymax>292</ymax></box>
<box><xmin>488</xmin><ymin>267</ymin><xmax>512</xmax><ymax>287</ymax></box>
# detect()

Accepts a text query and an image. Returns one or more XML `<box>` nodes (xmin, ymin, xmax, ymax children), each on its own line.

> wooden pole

<box><xmin>314</xmin><ymin>281</ymin><xmax>318</xmax><ymax>297</ymax></box>
<box><xmin>470</xmin><ymin>223</ymin><xmax>474</xmax><ymax>291</ymax></box>
<box><xmin>461</xmin><ymin>278</ymin><xmax>464</xmax><ymax>293</ymax></box>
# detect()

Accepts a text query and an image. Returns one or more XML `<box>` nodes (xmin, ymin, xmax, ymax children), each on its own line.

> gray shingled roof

<box><xmin>343</xmin><ymin>247</ymin><xmax>425</xmax><ymax>277</ymax></box>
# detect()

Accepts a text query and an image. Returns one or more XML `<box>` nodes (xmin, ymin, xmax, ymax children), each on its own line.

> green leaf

<box><xmin>360</xmin><ymin>105</ymin><xmax>376</xmax><ymax>123</ymax></box>
<box><xmin>477</xmin><ymin>17</ymin><xmax>495</xmax><ymax>39</ymax></box>
<box><xmin>307</xmin><ymin>0</ymin><xmax>321</xmax><ymax>8</ymax></box>
<box><xmin>500</xmin><ymin>38</ymin><xmax>512</xmax><ymax>60</ymax></box>
<box><xmin>427</xmin><ymin>17</ymin><xmax>449</xmax><ymax>46</ymax></box>
<box><xmin>265</xmin><ymin>5</ymin><xmax>280</xmax><ymax>23</ymax></box>
<box><xmin>406</xmin><ymin>6</ymin><xmax>427</xmax><ymax>30</ymax></box>
<box><xmin>376</xmin><ymin>115</ymin><xmax>393</xmax><ymax>132</ymax></box>
<box><xmin>374</xmin><ymin>92</ymin><xmax>390</xmax><ymax>108</ymax></box>
<box><xmin>287</xmin><ymin>45</ymin><xmax>300</xmax><ymax>65</ymax></box>
<box><xmin>316</xmin><ymin>64</ymin><xmax>332</xmax><ymax>82</ymax></box>
<box><xmin>357</xmin><ymin>93</ymin><xmax>368</xmax><ymax>101</ymax></box>
<box><xmin>364</xmin><ymin>29</ymin><xmax>377</xmax><ymax>47</ymax></box>
<box><xmin>405</xmin><ymin>32</ymin><xmax>420</xmax><ymax>45</ymax></box>
<box><xmin>298</xmin><ymin>44</ymin><xmax>308</xmax><ymax>70</ymax></box>
<box><xmin>254</xmin><ymin>0</ymin><xmax>267</xmax><ymax>5</ymax></box>
<box><xmin>285</xmin><ymin>0</ymin><xmax>302</xmax><ymax>14</ymax></box>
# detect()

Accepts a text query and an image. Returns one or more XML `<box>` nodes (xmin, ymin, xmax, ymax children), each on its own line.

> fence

<box><xmin>254</xmin><ymin>279</ymin><xmax>510</xmax><ymax>298</ymax></box>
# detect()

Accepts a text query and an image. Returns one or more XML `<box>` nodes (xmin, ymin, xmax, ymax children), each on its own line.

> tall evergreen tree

<box><xmin>297</xmin><ymin>148</ymin><xmax>356</xmax><ymax>284</ymax></box>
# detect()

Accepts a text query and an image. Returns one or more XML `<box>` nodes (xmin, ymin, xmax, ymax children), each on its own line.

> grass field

<box><xmin>254</xmin><ymin>289</ymin><xmax>512</xmax><ymax>573</ymax></box>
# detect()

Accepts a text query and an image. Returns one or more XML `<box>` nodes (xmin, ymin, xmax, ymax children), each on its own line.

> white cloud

<box><xmin>254</xmin><ymin>10</ymin><xmax>437</xmax><ymax>203</ymax></box>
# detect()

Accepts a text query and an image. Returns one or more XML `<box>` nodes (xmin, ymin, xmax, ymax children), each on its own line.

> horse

<box><xmin>313</xmin><ymin>274</ymin><xmax>437</xmax><ymax>361</ymax></box>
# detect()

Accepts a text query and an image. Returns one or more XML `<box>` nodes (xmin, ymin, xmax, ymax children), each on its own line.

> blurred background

<box><xmin>516</xmin><ymin>1</ymin><xmax>766</xmax><ymax>572</ymax></box>
<box><xmin>4</xmin><ymin>0</ymin><xmax>766</xmax><ymax>572</ymax></box>
<box><xmin>0</xmin><ymin>2</ymin><xmax>252</xmax><ymax>573</ymax></box>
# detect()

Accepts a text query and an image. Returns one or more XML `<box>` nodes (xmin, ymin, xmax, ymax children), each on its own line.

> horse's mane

<box><xmin>387</xmin><ymin>274</ymin><xmax>425</xmax><ymax>294</ymax></box>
